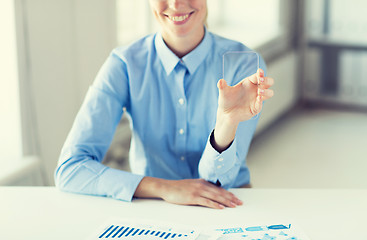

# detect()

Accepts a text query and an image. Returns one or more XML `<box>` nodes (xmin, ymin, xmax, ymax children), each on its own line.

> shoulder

<box><xmin>110</xmin><ymin>34</ymin><xmax>156</xmax><ymax>63</ymax></box>
<box><xmin>208</xmin><ymin>32</ymin><xmax>253</xmax><ymax>56</ymax></box>
<box><xmin>94</xmin><ymin>34</ymin><xmax>156</xmax><ymax>86</ymax></box>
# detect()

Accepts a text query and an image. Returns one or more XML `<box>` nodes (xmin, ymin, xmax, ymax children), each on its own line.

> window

<box><xmin>0</xmin><ymin>0</ymin><xmax>23</xmax><ymax>159</ymax></box>
<box><xmin>207</xmin><ymin>0</ymin><xmax>281</xmax><ymax>49</ymax></box>
<box><xmin>307</xmin><ymin>0</ymin><xmax>367</xmax><ymax>41</ymax></box>
<box><xmin>304</xmin><ymin>0</ymin><xmax>367</xmax><ymax>105</ymax></box>
<box><xmin>0</xmin><ymin>0</ymin><xmax>42</xmax><ymax>186</ymax></box>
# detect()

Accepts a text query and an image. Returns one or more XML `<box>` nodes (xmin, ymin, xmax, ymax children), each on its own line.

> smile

<box><xmin>166</xmin><ymin>12</ymin><xmax>193</xmax><ymax>24</ymax></box>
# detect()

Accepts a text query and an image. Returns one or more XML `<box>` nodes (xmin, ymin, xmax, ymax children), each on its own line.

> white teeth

<box><xmin>168</xmin><ymin>14</ymin><xmax>189</xmax><ymax>22</ymax></box>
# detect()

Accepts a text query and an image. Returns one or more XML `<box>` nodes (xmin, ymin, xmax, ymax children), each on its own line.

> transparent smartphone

<box><xmin>222</xmin><ymin>51</ymin><xmax>261</xmax><ymax>119</ymax></box>
<box><xmin>222</xmin><ymin>51</ymin><xmax>260</xmax><ymax>85</ymax></box>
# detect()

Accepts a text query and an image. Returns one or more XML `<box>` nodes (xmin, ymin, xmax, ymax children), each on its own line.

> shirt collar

<box><xmin>155</xmin><ymin>27</ymin><xmax>212</xmax><ymax>76</ymax></box>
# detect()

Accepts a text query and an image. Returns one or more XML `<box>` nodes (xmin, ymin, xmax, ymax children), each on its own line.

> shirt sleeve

<box><xmin>54</xmin><ymin>50</ymin><xmax>144</xmax><ymax>202</ymax></box>
<box><xmin>198</xmin><ymin>54</ymin><xmax>267</xmax><ymax>189</ymax></box>
<box><xmin>198</xmin><ymin>116</ymin><xmax>259</xmax><ymax>188</ymax></box>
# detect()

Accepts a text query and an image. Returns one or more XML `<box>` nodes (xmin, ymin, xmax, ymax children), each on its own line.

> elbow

<box><xmin>54</xmin><ymin>163</ymin><xmax>68</xmax><ymax>191</ymax></box>
<box><xmin>54</xmin><ymin>158</ymin><xmax>79</xmax><ymax>192</ymax></box>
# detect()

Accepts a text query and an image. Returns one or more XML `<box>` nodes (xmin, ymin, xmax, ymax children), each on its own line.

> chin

<box><xmin>170</xmin><ymin>24</ymin><xmax>202</xmax><ymax>38</ymax></box>
<box><xmin>172</xmin><ymin>27</ymin><xmax>192</xmax><ymax>37</ymax></box>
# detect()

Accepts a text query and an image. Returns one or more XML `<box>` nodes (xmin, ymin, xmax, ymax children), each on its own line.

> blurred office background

<box><xmin>1</xmin><ymin>0</ymin><xmax>366</xmax><ymax>188</ymax></box>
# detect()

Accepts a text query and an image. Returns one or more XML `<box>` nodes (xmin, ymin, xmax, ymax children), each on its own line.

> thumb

<box><xmin>217</xmin><ymin>79</ymin><xmax>229</xmax><ymax>91</ymax></box>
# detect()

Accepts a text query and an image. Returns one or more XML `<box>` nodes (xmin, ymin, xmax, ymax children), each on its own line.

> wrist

<box><xmin>216</xmin><ymin>109</ymin><xmax>240</xmax><ymax>127</ymax></box>
<box><xmin>134</xmin><ymin>176</ymin><xmax>168</xmax><ymax>199</ymax></box>
<box><xmin>213</xmin><ymin>112</ymin><xmax>239</xmax><ymax>152</ymax></box>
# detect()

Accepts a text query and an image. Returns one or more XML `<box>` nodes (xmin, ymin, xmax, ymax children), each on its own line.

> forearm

<box><xmin>212</xmin><ymin>110</ymin><xmax>239</xmax><ymax>153</ymax></box>
<box><xmin>134</xmin><ymin>176</ymin><xmax>167</xmax><ymax>199</ymax></box>
<box><xmin>55</xmin><ymin>155</ymin><xmax>143</xmax><ymax>201</ymax></box>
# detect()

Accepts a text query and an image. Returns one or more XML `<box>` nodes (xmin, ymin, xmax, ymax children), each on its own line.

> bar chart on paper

<box><xmin>90</xmin><ymin>218</ymin><xmax>200</xmax><ymax>240</ymax></box>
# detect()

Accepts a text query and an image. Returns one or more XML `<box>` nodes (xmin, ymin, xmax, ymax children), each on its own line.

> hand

<box><xmin>217</xmin><ymin>68</ymin><xmax>274</xmax><ymax>124</ymax></box>
<box><xmin>134</xmin><ymin>177</ymin><xmax>243</xmax><ymax>209</ymax></box>
<box><xmin>212</xmin><ymin>69</ymin><xmax>274</xmax><ymax>151</ymax></box>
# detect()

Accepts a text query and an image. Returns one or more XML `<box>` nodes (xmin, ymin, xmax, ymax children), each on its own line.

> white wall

<box><xmin>17</xmin><ymin>0</ymin><xmax>116</xmax><ymax>184</ymax></box>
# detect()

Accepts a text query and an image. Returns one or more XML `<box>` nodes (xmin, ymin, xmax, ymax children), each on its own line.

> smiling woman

<box><xmin>56</xmin><ymin>0</ymin><xmax>274</xmax><ymax>209</ymax></box>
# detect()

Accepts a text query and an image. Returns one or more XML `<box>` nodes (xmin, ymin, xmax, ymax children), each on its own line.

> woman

<box><xmin>55</xmin><ymin>0</ymin><xmax>274</xmax><ymax>209</ymax></box>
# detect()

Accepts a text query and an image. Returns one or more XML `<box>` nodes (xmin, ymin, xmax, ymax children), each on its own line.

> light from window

<box><xmin>307</xmin><ymin>0</ymin><xmax>367</xmax><ymax>42</ymax></box>
<box><xmin>116</xmin><ymin>0</ymin><xmax>158</xmax><ymax>45</ymax></box>
<box><xmin>207</xmin><ymin>0</ymin><xmax>281</xmax><ymax>48</ymax></box>
<box><xmin>0</xmin><ymin>0</ymin><xmax>23</xmax><ymax>158</ymax></box>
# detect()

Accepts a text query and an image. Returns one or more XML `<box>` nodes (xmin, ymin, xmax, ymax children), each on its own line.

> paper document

<box><xmin>88</xmin><ymin>218</ymin><xmax>200</xmax><ymax>240</ymax></box>
<box><xmin>89</xmin><ymin>219</ymin><xmax>309</xmax><ymax>240</ymax></box>
<box><xmin>210</xmin><ymin>223</ymin><xmax>310</xmax><ymax>240</ymax></box>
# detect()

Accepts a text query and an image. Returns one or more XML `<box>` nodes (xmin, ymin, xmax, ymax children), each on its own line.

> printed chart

<box><xmin>90</xmin><ymin>219</ymin><xmax>200</xmax><ymax>240</ymax></box>
<box><xmin>214</xmin><ymin>223</ymin><xmax>310</xmax><ymax>240</ymax></box>
<box><xmin>89</xmin><ymin>219</ymin><xmax>309</xmax><ymax>240</ymax></box>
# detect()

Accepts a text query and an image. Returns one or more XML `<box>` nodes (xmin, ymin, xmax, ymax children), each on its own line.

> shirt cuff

<box><xmin>199</xmin><ymin>130</ymin><xmax>238</xmax><ymax>186</ymax></box>
<box><xmin>97</xmin><ymin>166</ymin><xmax>144</xmax><ymax>202</ymax></box>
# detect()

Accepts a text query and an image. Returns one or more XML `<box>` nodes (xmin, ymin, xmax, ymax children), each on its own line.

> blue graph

<box><xmin>216</xmin><ymin>224</ymin><xmax>308</xmax><ymax>240</ymax></box>
<box><xmin>98</xmin><ymin>224</ymin><xmax>194</xmax><ymax>239</ymax></box>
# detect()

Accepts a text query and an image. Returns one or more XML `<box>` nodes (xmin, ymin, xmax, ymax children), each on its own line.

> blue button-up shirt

<box><xmin>55</xmin><ymin>29</ymin><xmax>266</xmax><ymax>202</ymax></box>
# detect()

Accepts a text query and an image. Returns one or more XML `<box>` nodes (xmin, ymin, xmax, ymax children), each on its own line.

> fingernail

<box><xmin>260</xmin><ymin>78</ymin><xmax>264</xmax><ymax>83</ymax></box>
<box><xmin>259</xmin><ymin>89</ymin><xmax>264</xmax><ymax>94</ymax></box>
<box><xmin>230</xmin><ymin>201</ymin><xmax>237</xmax><ymax>207</ymax></box>
<box><xmin>237</xmin><ymin>199</ymin><xmax>243</xmax><ymax>205</ymax></box>
<box><xmin>219</xmin><ymin>204</ymin><xmax>225</xmax><ymax>209</ymax></box>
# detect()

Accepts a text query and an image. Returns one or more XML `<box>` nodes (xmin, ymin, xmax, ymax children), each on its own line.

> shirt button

<box><xmin>217</xmin><ymin>165</ymin><xmax>222</xmax><ymax>169</ymax></box>
<box><xmin>218</xmin><ymin>158</ymin><xmax>224</xmax><ymax>162</ymax></box>
<box><xmin>180</xmin><ymin>156</ymin><xmax>185</xmax><ymax>161</ymax></box>
<box><xmin>178</xmin><ymin>98</ymin><xmax>184</xmax><ymax>105</ymax></box>
<box><xmin>179</xmin><ymin>129</ymin><xmax>184</xmax><ymax>135</ymax></box>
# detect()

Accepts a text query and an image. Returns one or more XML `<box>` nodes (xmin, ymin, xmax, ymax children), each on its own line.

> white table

<box><xmin>1</xmin><ymin>187</ymin><xmax>366</xmax><ymax>240</ymax></box>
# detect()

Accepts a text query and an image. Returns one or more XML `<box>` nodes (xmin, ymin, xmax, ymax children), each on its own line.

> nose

<box><xmin>168</xmin><ymin>0</ymin><xmax>187</xmax><ymax>10</ymax></box>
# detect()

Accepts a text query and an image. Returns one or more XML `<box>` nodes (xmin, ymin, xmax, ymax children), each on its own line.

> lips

<box><xmin>165</xmin><ymin>12</ymin><xmax>194</xmax><ymax>25</ymax></box>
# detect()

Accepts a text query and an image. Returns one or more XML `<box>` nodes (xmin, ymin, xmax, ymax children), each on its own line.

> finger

<box><xmin>253</xmin><ymin>95</ymin><xmax>263</xmax><ymax>115</ymax></box>
<box><xmin>258</xmin><ymin>88</ymin><xmax>274</xmax><ymax>100</ymax></box>
<box><xmin>227</xmin><ymin>191</ymin><xmax>243</xmax><ymax>205</ymax></box>
<box><xmin>217</xmin><ymin>79</ymin><xmax>229</xmax><ymax>91</ymax></box>
<box><xmin>260</xmin><ymin>77</ymin><xmax>274</xmax><ymax>88</ymax></box>
<box><xmin>257</xmin><ymin>68</ymin><xmax>265</xmax><ymax>78</ymax></box>
<box><xmin>242</xmin><ymin>68</ymin><xmax>263</xmax><ymax>86</ymax></box>
<box><xmin>220</xmin><ymin>190</ymin><xmax>243</xmax><ymax>205</ymax></box>
<box><xmin>259</xmin><ymin>77</ymin><xmax>274</xmax><ymax>88</ymax></box>
<box><xmin>256</xmin><ymin>68</ymin><xmax>265</xmax><ymax>85</ymax></box>
<box><xmin>195</xmin><ymin>197</ymin><xmax>225</xmax><ymax>209</ymax></box>
<box><xmin>204</xmin><ymin>184</ymin><xmax>243</xmax><ymax>206</ymax></box>
<box><xmin>200</xmin><ymin>189</ymin><xmax>237</xmax><ymax>208</ymax></box>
